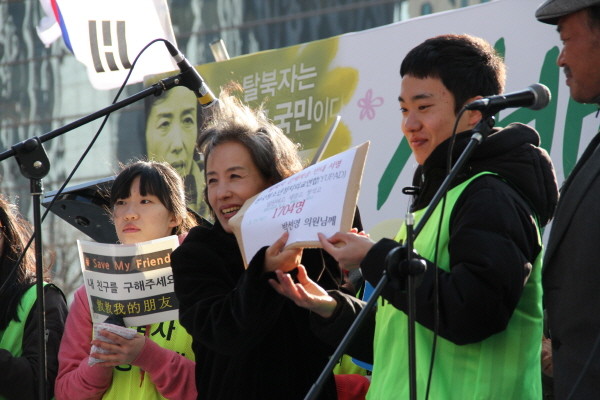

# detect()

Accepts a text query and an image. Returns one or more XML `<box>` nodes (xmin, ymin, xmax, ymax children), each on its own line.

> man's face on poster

<box><xmin>145</xmin><ymin>86</ymin><xmax>198</xmax><ymax>178</ymax></box>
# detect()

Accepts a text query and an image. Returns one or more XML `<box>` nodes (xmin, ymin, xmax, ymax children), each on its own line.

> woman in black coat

<box><xmin>171</xmin><ymin>88</ymin><xmax>356</xmax><ymax>400</ymax></box>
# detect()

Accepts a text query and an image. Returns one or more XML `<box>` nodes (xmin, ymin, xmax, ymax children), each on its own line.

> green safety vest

<box><xmin>0</xmin><ymin>283</ymin><xmax>50</xmax><ymax>400</ymax></box>
<box><xmin>0</xmin><ymin>284</ymin><xmax>42</xmax><ymax>355</ymax></box>
<box><xmin>367</xmin><ymin>172</ymin><xmax>543</xmax><ymax>400</ymax></box>
<box><xmin>101</xmin><ymin>319</ymin><xmax>195</xmax><ymax>400</ymax></box>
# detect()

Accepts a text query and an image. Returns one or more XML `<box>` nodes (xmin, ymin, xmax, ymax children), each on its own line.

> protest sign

<box><xmin>230</xmin><ymin>142</ymin><xmax>369</xmax><ymax>267</ymax></box>
<box><xmin>77</xmin><ymin>235</ymin><xmax>179</xmax><ymax>327</ymax></box>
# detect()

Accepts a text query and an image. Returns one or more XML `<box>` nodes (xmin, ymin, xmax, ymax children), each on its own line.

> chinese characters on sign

<box><xmin>77</xmin><ymin>235</ymin><xmax>180</xmax><ymax>327</ymax></box>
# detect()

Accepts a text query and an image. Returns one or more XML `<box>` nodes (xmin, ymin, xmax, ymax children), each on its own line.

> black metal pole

<box><xmin>32</xmin><ymin>179</ymin><xmax>47</xmax><ymax>400</ymax></box>
<box><xmin>304</xmin><ymin>272</ymin><xmax>389</xmax><ymax>400</ymax></box>
<box><xmin>405</xmin><ymin>213</ymin><xmax>418</xmax><ymax>400</ymax></box>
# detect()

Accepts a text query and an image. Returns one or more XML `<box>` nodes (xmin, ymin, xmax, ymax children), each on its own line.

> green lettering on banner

<box><xmin>496</xmin><ymin>46</ymin><xmax>559</xmax><ymax>154</ymax></box>
<box><xmin>377</xmin><ymin>139</ymin><xmax>412</xmax><ymax>210</ymax></box>
<box><xmin>375</xmin><ymin>39</ymin><xmax>600</xmax><ymax>211</ymax></box>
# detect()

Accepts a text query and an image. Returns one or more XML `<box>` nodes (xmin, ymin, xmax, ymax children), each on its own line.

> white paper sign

<box><xmin>231</xmin><ymin>142</ymin><xmax>369</xmax><ymax>266</ymax></box>
<box><xmin>77</xmin><ymin>235</ymin><xmax>180</xmax><ymax>327</ymax></box>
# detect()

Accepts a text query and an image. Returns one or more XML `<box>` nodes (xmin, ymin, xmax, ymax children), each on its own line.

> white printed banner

<box><xmin>146</xmin><ymin>0</ymin><xmax>600</xmax><ymax>244</ymax></box>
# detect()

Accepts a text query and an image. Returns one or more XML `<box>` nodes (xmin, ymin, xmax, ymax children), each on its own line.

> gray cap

<box><xmin>536</xmin><ymin>0</ymin><xmax>600</xmax><ymax>24</ymax></box>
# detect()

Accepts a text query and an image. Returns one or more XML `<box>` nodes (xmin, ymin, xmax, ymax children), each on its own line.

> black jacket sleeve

<box><xmin>172</xmin><ymin>238</ymin><xmax>290</xmax><ymax>356</ymax></box>
<box><xmin>361</xmin><ymin>177</ymin><xmax>540</xmax><ymax>345</ymax></box>
<box><xmin>0</xmin><ymin>284</ymin><xmax>68</xmax><ymax>400</ymax></box>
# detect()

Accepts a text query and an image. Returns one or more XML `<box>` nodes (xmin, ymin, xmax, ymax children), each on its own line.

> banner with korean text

<box><xmin>145</xmin><ymin>0</ymin><xmax>599</xmax><ymax>244</ymax></box>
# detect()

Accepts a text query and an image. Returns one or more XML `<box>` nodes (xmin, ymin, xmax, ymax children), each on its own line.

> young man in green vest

<box><xmin>269</xmin><ymin>34</ymin><xmax>559</xmax><ymax>399</ymax></box>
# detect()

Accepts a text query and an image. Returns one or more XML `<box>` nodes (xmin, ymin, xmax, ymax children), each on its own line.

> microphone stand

<box><xmin>0</xmin><ymin>72</ymin><xmax>189</xmax><ymax>400</ymax></box>
<box><xmin>304</xmin><ymin>115</ymin><xmax>496</xmax><ymax>400</ymax></box>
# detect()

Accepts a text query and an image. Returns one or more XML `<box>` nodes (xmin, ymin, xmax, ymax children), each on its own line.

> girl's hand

<box><xmin>90</xmin><ymin>330</ymin><xmax>146</xmax><ymax>367</ymax></box>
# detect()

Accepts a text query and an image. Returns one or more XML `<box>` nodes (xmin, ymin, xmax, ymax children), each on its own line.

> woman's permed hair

<box><xmin>197</xmin><ymin>85</ymin><xmax>304</xmax><ymax>209</ymax></box>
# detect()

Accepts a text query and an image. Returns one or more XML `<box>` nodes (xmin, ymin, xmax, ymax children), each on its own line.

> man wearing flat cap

<box><xmin>536</xmin><ymin>0</ymin><xmax>600</xmax><ymax>398</ymax></box>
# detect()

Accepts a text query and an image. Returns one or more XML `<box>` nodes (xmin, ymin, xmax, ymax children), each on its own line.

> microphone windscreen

<box><xmin>529</xmin><ymin>83</ymin><xmax>551</xmax><ymax>110</ymax></box>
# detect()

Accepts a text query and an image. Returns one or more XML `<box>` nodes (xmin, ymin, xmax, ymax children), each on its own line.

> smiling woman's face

<box><xmin>206</xmin><ymin>141</ymin><xmax>270</xmax><ymax>233</ymax></box>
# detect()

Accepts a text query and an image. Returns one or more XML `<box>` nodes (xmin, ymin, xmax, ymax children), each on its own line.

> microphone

<box><xmin>164</xmin><ymin>41</ymin><xmax>217</xmax><ymax>108</ymax></box>
<box><xmin>465</xmin><ymin>83</ymin><xmax>551</xmax><ymax>113</ymax></box>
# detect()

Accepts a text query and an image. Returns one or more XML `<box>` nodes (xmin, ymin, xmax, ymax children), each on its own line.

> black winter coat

<box><xmin>314</xmin><ymin>122</ymin><xmax>558</xmax><ymax>358</ymax></box>
<box><xmin>0</xmin><ymin>284</ymin><xmax>67</xmax><ymax>400</ymax></box>
<box><xmin>171</xmin><ymin>220</ymin><xmax>346</xmax><ymax>400</ymax></box>
<box><xmin>543</xmin><ymin>130</ymin><xmax>600</xmax><ymax>398</ymax></box>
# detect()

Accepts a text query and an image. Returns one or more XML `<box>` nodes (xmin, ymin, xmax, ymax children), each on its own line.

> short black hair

<box><xmin>110</xmin><ymin>160</ymin><xmax>196</xmax><ymax>235</ymax></box>
<box><xmin>400</xmin><ymin>34</ymin><xmax>506</xmax><ymax>114</ymax></box>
